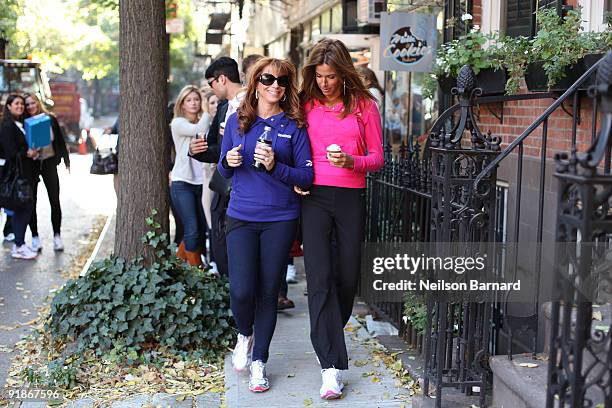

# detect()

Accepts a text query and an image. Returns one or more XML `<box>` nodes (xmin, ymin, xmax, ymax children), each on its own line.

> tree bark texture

<box><xmin>116</xmin><ymin>0</ymin><xmax>169</xmax><ymax>261</ymax></box>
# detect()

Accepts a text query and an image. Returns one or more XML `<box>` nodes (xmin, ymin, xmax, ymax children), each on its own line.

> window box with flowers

<box><xmin>423</xmin><ymin>14</ymin><xmax>509</xmax><ymax>100</ymax></box>
<box><xmin>525</xmin><ymin>9</ymin><xmax>611</xmax><ymax>92</ymax></box>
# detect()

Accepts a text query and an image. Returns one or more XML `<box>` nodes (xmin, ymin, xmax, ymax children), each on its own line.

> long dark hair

<box><xmin>238</xmin><ymin>57</ymin><xmax>305</xmax><ymax>133</ymax></box>
<box><xmin>357</xmin><ymin>66</ymin><xmax>383</xmax><ymax>95</ymax></box>
<box><xmin>300</xmin><ymin>39</ymin><xmax>374</xmax><ymax>118</ymax></box>
<box><xmin>2</xmin><ymin>94</ymin><xmax>25</xmax><ymax>124</ymax></box>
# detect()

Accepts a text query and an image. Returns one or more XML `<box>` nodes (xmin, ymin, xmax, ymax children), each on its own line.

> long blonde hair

<box><xmin>173</xmin><ymin>85</ymin><xmax>203</xmax><ymax>122</ymax></box>
<box><xmin>237</xmin><ymin>58</ymin><xmax>305</xmax><ymax>133</ymax></box>
<box><xmin>300</xmin><ymin>38</ymin><xmax>374</xmax><ymax>118</ymax></box>
<box><xmin>24</xmin><ymin>93</ymin><xmax>52</xmax><ymax>117</ymax></box>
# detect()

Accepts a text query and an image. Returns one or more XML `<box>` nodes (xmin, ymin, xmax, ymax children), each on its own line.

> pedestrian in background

<box><xmin>24</xmin><ymin>93</ymin><xmax>70</xmax><ymax>252</ymax></box>
<box><xmin>219</xmin><ymin>57</ymin><xmax>313</xmax><ymax>393</ymax></box>
<box><xmin>297</xmin><ymin>38</ymin><xmax>384</xmax><ymax>400</ymax></box>
<box><xmin>170</xmin><ymin>85</ymin><xmax>211</xmax><ymax>266</ymax></box>
<box><xmin>0</xmin><ymin>94</ymin><xmax>39</xmax><ymax>260</ymax></box>
<box><xmin>241</xmin><ymin>54</ymin><xmax>264</xmax><ymax>85</ymax></box>
<box><xmin>357</xmin><ymin>66</ymin><xmax>384</xmax><ymax>116</ymax></box>
<box><xmin>189</xmin><ymin>57</ymin><xmax>245</xmax><ymax>277</ymax></box>
<box><xmin>199</xmin><ymin>90</ymin><xmax>218</xmax><ymax>232</ymax></box>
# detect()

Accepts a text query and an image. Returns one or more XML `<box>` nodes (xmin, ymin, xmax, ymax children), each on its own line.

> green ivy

<box><xmin>46</xmin><ymin>212</ymin><xmax>234</xmax><ymax>358</ymax></box>
<box><xmin>403</xmin><ymin>292</ymin><xmax>428</xmax><ymax>335</ymax></box>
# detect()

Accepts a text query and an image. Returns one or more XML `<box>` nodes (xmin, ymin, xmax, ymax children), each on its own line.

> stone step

<box><xmin>490</xmin><ymin>355</ymin><xmax>547</xmax><ymax>408</ymax></box>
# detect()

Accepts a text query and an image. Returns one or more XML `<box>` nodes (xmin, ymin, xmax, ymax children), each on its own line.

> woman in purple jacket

<box><xmin>218</xmin><ymin>57</ymin><xmax>313</xmax><ymax>393</ymax></box>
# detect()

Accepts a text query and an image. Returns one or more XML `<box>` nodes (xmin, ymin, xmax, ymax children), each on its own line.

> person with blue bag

<box><xmin>0</xmin><ymin>94</ymin><xmax>39</xmax><ymax>260</ymax></box>
<box><xmin>218</xmin><ymin>57</ymin><xmax>313</xmax><ymax>393</ymax></box>
<box><xmin>24</xmin><ymin>93</ymin><xmax>70</xmax><ymax>252</ymax></box>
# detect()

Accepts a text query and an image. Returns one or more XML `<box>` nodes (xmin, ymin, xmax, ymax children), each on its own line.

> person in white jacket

<box><xmin>170</xmin><ymin>85</ymin><xmax>211</xmax><ymax>266</ymax></box>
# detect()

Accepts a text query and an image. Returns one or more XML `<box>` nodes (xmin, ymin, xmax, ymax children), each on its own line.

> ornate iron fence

<box><xmin>363</xmin><ymin>52</ymin><xmax>612</xmax><ymax>407</ymax></box>
<box><xmin>546</xmin><ymin>52</ymin><xmax>612</xmax><ymax>408</ymax></box>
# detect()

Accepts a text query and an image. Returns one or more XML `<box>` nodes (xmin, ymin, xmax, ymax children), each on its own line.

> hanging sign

<box><xmin>379</xmin><ymin>12</ymin><xmax>437</xmax><ymax>72</ymax></box>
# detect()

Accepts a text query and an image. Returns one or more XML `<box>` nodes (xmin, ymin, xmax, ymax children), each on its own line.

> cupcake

<box><xmin>326</xmin><ymin>144</ymin><xmax>341</xmax><ymax>159</ymax></box>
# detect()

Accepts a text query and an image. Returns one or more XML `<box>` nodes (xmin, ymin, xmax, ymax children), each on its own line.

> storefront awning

<box><xmin>205</xmin><ymin>13</ymin><xmax>230</xmax><ymax>45</ymax></box>
<box><xmin>208</xmin><ymin>13</ymin><xmax>230</xmax><ymax>31</ymax></box>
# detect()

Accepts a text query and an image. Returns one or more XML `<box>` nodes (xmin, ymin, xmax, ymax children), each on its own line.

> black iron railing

<box><xmin>363</xmin><ymin>52</ymin><xmax>611</xmax><ymax>407</ymax></box>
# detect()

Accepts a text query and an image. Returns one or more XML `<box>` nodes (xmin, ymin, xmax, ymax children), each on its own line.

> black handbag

<box><xmin>90</xmin><ymin>148</ymin><xmax>118</xmax><ymax>175</ymax></box>
<box><xmin>0</xmin><ymin>156</ymin><xmax>33</xmax><ymax>210</ymax></box>
<box><xmin>208</xmin><ymin>168</ymin><xmax>231</xmax><ymax>196</ymax></box>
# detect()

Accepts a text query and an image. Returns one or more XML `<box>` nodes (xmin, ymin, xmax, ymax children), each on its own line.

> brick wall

<box><xmin>477</xmin><ymin>85</ymin><xmax>599</xmax><ymax>160</ymax></box>
<box><xmin>473</xmin><ymin>0</ymin><xmax>482</xmax><ymax>26</ymax></box>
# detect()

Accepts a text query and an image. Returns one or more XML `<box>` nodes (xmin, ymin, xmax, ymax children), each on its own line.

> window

<box><xmin>303</xmin><ymin>21</ymin><xmax>311</xmax><ymax>43</ymax></box>
<box><xmin>505</xmin><ymin>0</ymin><xmax>533</xmax><ymax>36</ymax></box>
<box><xmin>0</xmin><ymin>66</ymin><xmax>6</xmax><ymax>92</ymax></box>
<box><xmin>504</xmin><ymin>0</ymin><xmax>562</xmax><ymax>37</ymax></box>
<box><xmin>331</xmin><ymin>3</ymin><xmax>342</xmax><ymax>33</ymax></box>
<box><xmin>311</xmin><ymin>15</ymin><xmax>321</xmax><ymax>37</ymax></box>
<box><xmin>321</xmin><ymin>9</ymin><xmax>331</xmax><ymax>34</ymax></box>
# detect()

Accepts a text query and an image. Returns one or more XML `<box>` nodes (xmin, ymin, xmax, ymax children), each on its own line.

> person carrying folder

<box><xmin>24</xmin><ymin>93</ymin><xmax>70</xmax><ymax>252</ymax></box>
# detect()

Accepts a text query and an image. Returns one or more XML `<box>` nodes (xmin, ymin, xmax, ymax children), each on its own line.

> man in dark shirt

<box><xmin>189</xmin><ymin>57</ymin><xmax>242</xmax><ymax>276</ymax></box>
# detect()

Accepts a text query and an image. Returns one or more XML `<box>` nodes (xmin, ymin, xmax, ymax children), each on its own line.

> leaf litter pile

<box><xmin>344</xmin><ymin>318</ymin><xmax>420</xmax><ymax>405</ymax></box>
<box><xmin>1</xmin><ymin>216</ymin><xmax>225</xmax><ymax>407</ymax></box>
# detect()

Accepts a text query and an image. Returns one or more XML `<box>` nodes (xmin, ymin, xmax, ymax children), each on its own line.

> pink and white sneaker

<box><xmin>320</xmin><ymin>367</ymin><xmax>344</xmax><ymax>399</ymax></box>
<box><xmin>248</xmin><ymin>360</ymin><xmax>270</xmax><ymax>392</ymax></box>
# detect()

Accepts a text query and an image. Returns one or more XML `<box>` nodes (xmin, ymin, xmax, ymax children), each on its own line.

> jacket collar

<box><xmin>253</xmin><ymin>111</ymin><xmax>288</xmax><ymax>131</ymax></box>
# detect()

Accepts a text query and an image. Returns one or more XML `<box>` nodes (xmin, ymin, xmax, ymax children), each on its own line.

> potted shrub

<box><xmin>423</xmin><ymin>15</ymin><xmax>507</xmax><ymax>99</ymax></box>
<box><xmin>526</xmin><ymin>8</ymin><xmax>611</xmax><ymax>92</ymax></box>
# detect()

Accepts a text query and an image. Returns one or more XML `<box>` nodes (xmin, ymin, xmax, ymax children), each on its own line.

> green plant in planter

<box><xmin>532</xmin><ymin>8</ymin><xmax>610</xmax><ymax>88</ymax></box>
<box><xmin>46</xmin><ymin>211</ymin><xmax>234</xmax><ymax>358</ymax></box>
<box><xmin>495</xmin><ymin>35</ymin><xmax>532</xmax><ymax>94</ymax></box>
<box><xmin>423</xmin><ymin>26</ymin><xmax>502</xmax><ymax>99</ymax></box>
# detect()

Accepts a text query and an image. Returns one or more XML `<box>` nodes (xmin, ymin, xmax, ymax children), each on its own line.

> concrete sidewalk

<box><xmin>225</xmin><ymin>261</ymin><xmax>409</xmax><ymax>408</ymax></box>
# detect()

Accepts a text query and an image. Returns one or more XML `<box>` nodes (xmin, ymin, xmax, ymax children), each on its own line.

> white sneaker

<box><xmin>31</xmin><ymin>236</ymin><xmax>42</xmax><ymax>253</ymax></box>
<box><xmin>12</xmin><ymin>244</ymin><xmax>38</xmax><ymax>260</ymax></box>
<box><xmin>3</xmin><ymin>233</ymin><xmax>15</xmax><ymax>242</ymax></box>
<box><xmin>209</xmin><ymin>261</ymin><xmax>219</xmax><ymax>276</ymax></box>
<box><xmin>232</xmin><ymin>333</ymin><xmax>253</xmax><ymax>372</ymax></box>
<box><xmin>53</xmin><ymin>235</ymin><xmax>64</xmax><ymax>252</ymax></box>
<box><xmin>248</xmin><ymin>360</ymin><xmax>270</xmax><ymax>392</ymax></box>
<box><xmin>286</xmin><ymin>264</ymin><xmax>298</xmax><ymax>284</ymax></box>
<box><xmin>320</xmin><ymin>368</ymin><xmax>344</xmax><ymax>400</ymax></box>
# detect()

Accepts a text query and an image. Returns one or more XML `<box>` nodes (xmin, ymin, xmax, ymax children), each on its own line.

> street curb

<box><xmin>79</xmin><ymin>213</ymin><xmax>113</xmax><ymax>277</ymax></box>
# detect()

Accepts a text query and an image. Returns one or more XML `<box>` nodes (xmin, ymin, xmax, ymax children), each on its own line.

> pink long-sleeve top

<box><xmin>305</xmin><ymin>98</ymin><xmax>384</xmax><ymax>188</ymax></box>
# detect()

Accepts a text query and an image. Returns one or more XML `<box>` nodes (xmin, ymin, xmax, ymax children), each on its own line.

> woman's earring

<box><xmin>255</xmin><ymin>90</ymin><xmax>259</xmax><ymax>100</ymax></box>
<box><xmin>343</xmin><ymin>81</ymin><xmax>346</xmax><ymax>95</ymax></box>
<box><xmin>281</xmin><ymin>94</ymin><xmax>286</xmax><ymax>102</ymax></box>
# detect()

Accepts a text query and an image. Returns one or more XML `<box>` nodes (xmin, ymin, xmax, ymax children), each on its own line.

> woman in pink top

<box><xmin>296</xmin><ymin>38</ymin><xmax>384</xmax><ymax>400</ymax></box>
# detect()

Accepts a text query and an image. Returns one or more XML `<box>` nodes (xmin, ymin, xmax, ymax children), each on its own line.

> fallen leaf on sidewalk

<box><xmin>354</xmin><ymin>359</ymin><xmax>368</xmax><ymax>367</ymax></box>
<box><xmin>275</xmin><ymin>352</ymin><xmax>285</xmax><ymax>356</ymax></box>
<box><xmin>518</xmin><ymin>363</ymin><xmax>538</xmax><ymax>368</ymax></box>
<box><xmin>371</xmin><ymin>376</ymin><xmax>381</xmax><ymax>383</ymax></box>
<box><xmin>303</xmin><ymin>398</ymin><xmax>313</xmax><ymax>406</ymax></box>
<box><xmin>0</xmin><ymin>345</ymin><xmax>13</xmax><ymax>353</ymax></box>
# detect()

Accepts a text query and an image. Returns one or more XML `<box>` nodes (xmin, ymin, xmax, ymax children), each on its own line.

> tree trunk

<box><xmin>116</xmin><ymin>0</ymin><xmax>169</xmax><ymax>262</ymax></box>
<box><xmin>0</xmin><ymin>38</ymin><xmax>7</xmax><ymax>59</ymax></box>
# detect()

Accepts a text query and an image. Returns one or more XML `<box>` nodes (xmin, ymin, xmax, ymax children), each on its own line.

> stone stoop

<box><xmin>490</xmin><ymin>355</ymin><xmax>547</xmax><ymax>408</ymax></box>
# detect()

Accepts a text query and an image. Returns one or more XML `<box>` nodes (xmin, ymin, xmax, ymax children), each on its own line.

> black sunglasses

<box><xmin>258</xmin><ymin>73</ymin><xmax>289</xmax><ymax>88</ymax></box>
<box><xmin>207</xmin><ymin>76</ymin><xmax>219</xmax><ymax>87</ymax></box>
